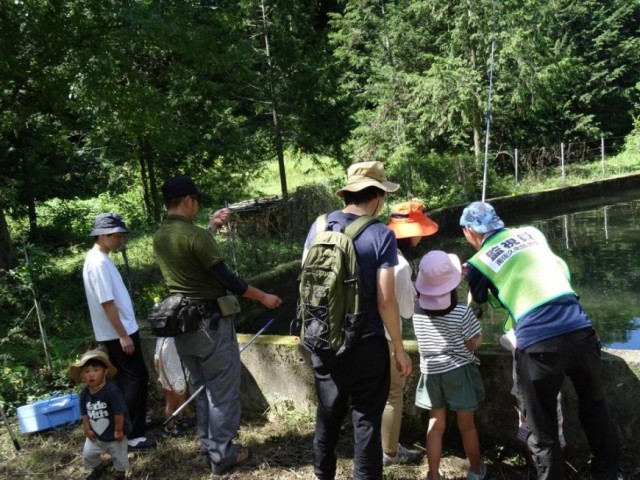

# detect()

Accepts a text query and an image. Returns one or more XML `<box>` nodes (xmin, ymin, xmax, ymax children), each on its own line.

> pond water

<box><xmin>410</xmin><ymin>192</ymin><xmax>640</xmax><ymax>350</ymax></box>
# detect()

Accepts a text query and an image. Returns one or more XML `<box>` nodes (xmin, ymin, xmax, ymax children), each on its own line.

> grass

<box><xmin>1</xmin><ymin>400</ymin><xmax>627</xmax><ymax>479</ymax></box>
<box><xmin>247</xmin><ymin>153</ymin><xmax>343</xmax><ymax>198</ymax></box>
<box><xmin>505</xmin><ymin>150</ymin><xmax>640</xmax><ymax>196</ymax></box>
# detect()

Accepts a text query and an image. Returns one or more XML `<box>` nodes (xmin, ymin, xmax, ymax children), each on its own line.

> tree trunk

<box><xmin>0</xmin><ymin>206</ymin><xmax>19</xmax><ymax>271</ymax></box>
<box><xmin>260</xmin><ymin>0</ymin><xmax>288</xmax><ymax>200</ymax></box>
<box><xmin>147</xmin><ymin>154</ymin><xmax>161</xmax><ymax>223</ymax></box>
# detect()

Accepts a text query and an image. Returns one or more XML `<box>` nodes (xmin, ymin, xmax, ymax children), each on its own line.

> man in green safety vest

<box><xmin>460</xmin><ymin>201</ymin><xmax>622</xmax><ymax>480</ymax></box>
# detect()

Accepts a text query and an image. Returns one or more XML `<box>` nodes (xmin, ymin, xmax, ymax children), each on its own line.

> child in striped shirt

<box><xmin>413</xmin><ymin>250</ymin><xmax>486</xmax><ymax>480</ymax></box>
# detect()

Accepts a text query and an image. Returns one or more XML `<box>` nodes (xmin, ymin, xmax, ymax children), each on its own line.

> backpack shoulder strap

<box><xmin>313</xmin><ymin>214</ymin><xmax>329</xmax><ymax>234</ymax></box>
<box><xmin>344</xmin><ymin>215</ymin><xmax>377</xmax><ymax>240</ymax></box>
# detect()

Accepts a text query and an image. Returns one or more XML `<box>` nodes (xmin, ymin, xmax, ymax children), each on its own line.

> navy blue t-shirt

<box><xmin>80</xmin><ymin>381</ymin><xmax>132</xmax><ymax>442</ymax></box>
<box><xmin>304</xmin><ymin>210</ymin><xmax>398</xmax><ymax>336</ymax></box>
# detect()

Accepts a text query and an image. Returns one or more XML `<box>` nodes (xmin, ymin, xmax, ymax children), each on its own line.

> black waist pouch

<box><xmin>147</xmin><ymin>294</ymin><xmax>221</xmax><ymax>336</ymax></box>
<box><xmin>147</xmin><ymin>294</ymin><xmax>191</xmax><ymax>336</ymax></box>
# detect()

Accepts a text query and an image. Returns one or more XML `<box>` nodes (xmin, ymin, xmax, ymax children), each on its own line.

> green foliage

<box><xmin>0</xmin><ymin>356</ymin><xmax>76</xmax><ymax>415</ymax></box>
<box><xmin>247</xmin><ymin>153</ymin><xmax>343</xmax><ymax>198</ymax></box>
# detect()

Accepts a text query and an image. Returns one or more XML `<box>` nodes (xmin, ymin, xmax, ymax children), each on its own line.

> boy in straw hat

<box><xmin>413</xmin><ymin>251</ymin><xmax>486</xmax><ymax>480</ymax></box>
<box><xmin>382</xmin><ymin>200</ymin><xmax>438</xmax><ymax>466</ymax></box>
<box><xmin>303</xmin><ymin>161</ymin><xmax>412</xmax><ymax>480</ymax></box>
<box><xmin>69</xmin><ymin>349</ymin><xmax>132</xmax><ymax>480</ymax></box>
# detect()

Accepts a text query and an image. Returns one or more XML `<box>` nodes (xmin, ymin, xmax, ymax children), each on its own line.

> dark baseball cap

<box><xmin>161</xmin><ymin>175</ymin><xmax>211</xmax><ymax>203</ymax></box>
<box><xmin>89</xmin><ymin>212</ymin><xmax>130</xmax><ymax>237</ymax></box>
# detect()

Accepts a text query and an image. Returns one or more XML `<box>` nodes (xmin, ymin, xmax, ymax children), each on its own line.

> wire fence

<box><xmin>492</xmin><ymin>135</ymin><xmax>630</xmax><ymax>182</ymax></box>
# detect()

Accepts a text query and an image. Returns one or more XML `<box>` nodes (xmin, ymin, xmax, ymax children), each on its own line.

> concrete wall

<box><xmin>235</xmin><ymin>334</ymin><xmax>640</xmax><ymax>470</ymax></box>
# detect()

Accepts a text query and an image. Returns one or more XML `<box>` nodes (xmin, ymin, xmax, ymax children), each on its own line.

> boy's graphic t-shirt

<box><xmin>80</xmin><ymin>381</ymin><xmax>132</xmax><ymax>442</ymax></box>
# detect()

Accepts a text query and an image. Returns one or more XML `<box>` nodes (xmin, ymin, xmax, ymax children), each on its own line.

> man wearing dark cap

<box><xmin>302</xmin><ymin>161</ymin><xmax>412</xmax><ymax>480</ymax></box>
<box><xmin>153</xmin><ymin>174</ymin><xmax>282</xmax><ymax>475</ymax></box>
<box><xmin>460</xmin><ymin>201</ymin><xmax>621</xmax><ymax>480</ymax></box>
<box><xmin>82</xmin><ymin>212</ymin><xmax>156</xmax><ymax>451</ymax></box>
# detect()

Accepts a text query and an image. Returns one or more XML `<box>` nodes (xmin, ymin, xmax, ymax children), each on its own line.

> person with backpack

<box><xmin>382</xmin><ymin>200</ymin><xmax>438</xmax><ymax>466</ymax></box>
<box><xmin>300</xmin><ymin>161</ymin><xmax>412</xmax><ymax>480</ymax></box>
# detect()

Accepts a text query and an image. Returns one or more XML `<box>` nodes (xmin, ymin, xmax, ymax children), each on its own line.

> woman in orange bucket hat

<box><xmin>381</xmin><ymin>200</ymin><xmax>438</xmax><ymax>466</ymax></box>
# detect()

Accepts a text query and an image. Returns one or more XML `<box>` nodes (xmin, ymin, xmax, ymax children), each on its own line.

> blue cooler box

<box><xmin>17</xmin><ymin>393</ymin><xmax>81</xmax><ymax>433</ymax></box>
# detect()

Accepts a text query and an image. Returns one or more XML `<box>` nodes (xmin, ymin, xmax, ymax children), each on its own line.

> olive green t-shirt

<box><xmin>153</xmin><ymin>214</ymin><xmax>226</xmax><ymax>302</ymax></box>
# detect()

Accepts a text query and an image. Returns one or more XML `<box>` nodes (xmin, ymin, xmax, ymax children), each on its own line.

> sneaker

<box><xmin>85</xmin><ymin>464</ymin><xmax>108</xmax><ymax>480</ymax></box>
<box><xmin>178</xmin><ymin>416</ymin><xmax>197</xmax><ymax>429</ymax></box>
<box><xmin>467</xmin><ymin>462</ymin><xmax>487</xmax><ymax>480</ymax></box>
<box><xmin>145</xmin><ymin>414</ymin><xmax>161</xmax><ymax>428</ymax></box>
<box><xmin>162</xmin><ymin>425</ymin><xmax>187</xmax><ymax>438</ymax></box>
<box><xmin>425</xmin><ymin>472</ymin><xmax>447</xmax><ymax>480</ymax></box>
<box><xmin>127</xmin><ymin>436</ymin><xmax>157</xmax><ymax>450</ymax></box>
<box><xmin>211</xmin><ymin>446</ymin><xmax>252</xmax><ymax>475</ymax></box>
<box><xmin>383</xmin><ymin>443</ymin><xmax>422</xmax><ymax>465</ymax></box>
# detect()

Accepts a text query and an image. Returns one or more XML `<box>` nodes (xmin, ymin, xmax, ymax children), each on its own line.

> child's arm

<box><xmin>465</xmin><ymin>332</ymin><xmax>483</xmax><ymax>352</ymax></box>
<box><xmin>113</xmin><ymin>413</ymin><xmax>125</xmax><ymax>442</ymax></box>
<box><xmin>82</xmin><ymin>415</ymin><xmax>97</xmax><ymax>441</ymax></box>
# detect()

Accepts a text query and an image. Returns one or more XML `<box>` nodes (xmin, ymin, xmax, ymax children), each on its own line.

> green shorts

<box><xmin>415</xmin><ymin>363</ymin><xmax>485</xmax><ymax>411</ymax></box>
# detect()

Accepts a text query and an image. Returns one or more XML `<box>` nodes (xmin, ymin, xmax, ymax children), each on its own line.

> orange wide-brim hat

<box><xmin>387</xmin><ymin>200</ymin><xmax>439</xmax><ymax>239</ymax></box>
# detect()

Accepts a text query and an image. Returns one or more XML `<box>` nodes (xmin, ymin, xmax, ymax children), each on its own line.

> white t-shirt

<box><xmin>385</xmin><ymin>249</ymin><xmax>416</xmax><ymax>341</ymax></box>
<box><xmin>395</xmin><ymin>250</ymin><xmax>416</xmax><ymax>319</ymax></box>
<box><xmin>83</xmin><ymin>246</ymin><xmax>138</xmax><ymax>341</ymax></box>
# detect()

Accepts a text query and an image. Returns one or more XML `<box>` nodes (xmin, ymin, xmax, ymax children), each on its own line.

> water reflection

<box><xmin>411</xmin><ymin>196</ymin><xmax>640</xmax><ymax>349</ymax></box>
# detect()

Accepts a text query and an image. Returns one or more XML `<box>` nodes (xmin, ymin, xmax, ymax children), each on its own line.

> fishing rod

<box><xmin>0</xmin><ymin>404</ymin><xmax>21</xmax><ymax>451</ymax></box>
<box><xmin>224</xmin><ymin>201</ymin><xmax>239</xmax><ymax>275</ymax></box>
<box><xmin>163</xmin><ymin>317</ymin><xmax>276</xmax><ymax>425</ymax></box>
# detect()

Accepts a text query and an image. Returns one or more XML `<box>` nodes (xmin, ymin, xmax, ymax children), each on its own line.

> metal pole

<box><xmin>515</xmin><ymin>148</ymin><xmax>519</xmax><ymax>184</ymax></box>
<box><xmin>561</xmin><ymin>142</ymin><xmax>565</xmax><ymax>182</ymax></box>
<box><xmin>164</xmin><ymin>318</ymin><xmax>276</xmax><ymax>425</ymax></box>
<box><xmin>481</xmin><ymin>37</ymin><xmax>496</xmax><ymax>203</ymax></box>
<box><xmin>25</xmin><ymin>250</ymin><xmax>53</xmax><ymax>372</ymax></box>
<box><xmin>0</xmin><ymin>405</ymin><xmax>21</xmax><ymax>451</ymax></box>
<box><xmin>601</xmin><ymin>137</ymin><xmax>606</xmax><ymax>175</ymax></box>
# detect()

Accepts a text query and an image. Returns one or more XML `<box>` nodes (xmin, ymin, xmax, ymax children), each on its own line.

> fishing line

<box><xmin>482</xmin><ymin>0</ymin><xmax>498</xmax><ymax>202</ymax></box>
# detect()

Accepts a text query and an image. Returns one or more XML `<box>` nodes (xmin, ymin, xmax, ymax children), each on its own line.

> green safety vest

<box><xmin>468</xmin><ymin>227</ymin><xmax>574</xmax><ymax>330</ymax></box>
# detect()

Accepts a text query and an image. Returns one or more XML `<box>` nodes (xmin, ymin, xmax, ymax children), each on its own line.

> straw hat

<box><xmin>387</xmin><ymin>200</ymin><xmax>439</xmax><ymax>239</ymax></box>
<box><xmin>68</xmin><ymin>349</ymin><xmax>117</xmax><ymax>383</ymax></box>
<box><xmin>415</xmin><ymin>251</ymin><xmax>462</xmax><ymax>310</ymax></box>
<box><xmin>336</xmin><ymin>161</ymin><xmax>399</xmax><ymax>197</ymax></box>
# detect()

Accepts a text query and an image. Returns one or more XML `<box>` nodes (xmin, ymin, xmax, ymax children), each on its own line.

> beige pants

<box><xmin>381</xmin><ymin>339</ymin><xmax>405</xmax><ymax>453</ymax></box>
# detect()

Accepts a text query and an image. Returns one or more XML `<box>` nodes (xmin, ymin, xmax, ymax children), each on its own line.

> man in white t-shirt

<box><xmin>83</xmin><ymin>212</ymin><xmax>156</xmax><ymax>451</ymax></box>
